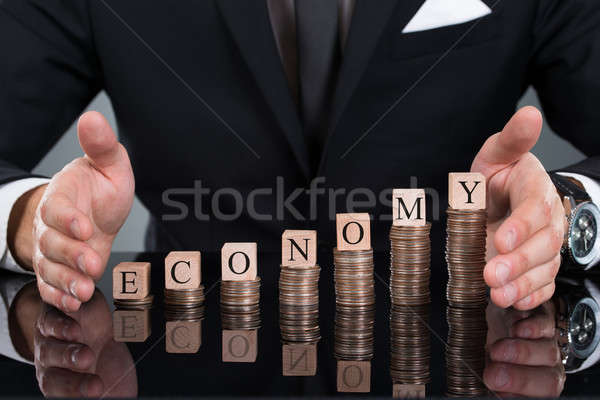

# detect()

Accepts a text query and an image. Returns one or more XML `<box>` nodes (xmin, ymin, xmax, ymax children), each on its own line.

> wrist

<box><xmin>7</xmin><ymin>184</ymin><xmax>47</xmax><ymax>270</ymax></box>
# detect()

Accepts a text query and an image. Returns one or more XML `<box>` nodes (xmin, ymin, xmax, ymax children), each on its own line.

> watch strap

<box><xmin>551</xmin><ymin>173</ymin><xmax>591</xmax><ymax>203</ymax></box>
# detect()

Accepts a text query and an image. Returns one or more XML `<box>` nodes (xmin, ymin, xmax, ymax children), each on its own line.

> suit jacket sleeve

<box><xmin>530</xmin><ymin>0</ymin><xmax>600</xmax><ymax>180</ymax></box>
<box><xmin>0</xmin><ymin>0</ymin><xmax>102</xmax><ymax>184</ymax></box>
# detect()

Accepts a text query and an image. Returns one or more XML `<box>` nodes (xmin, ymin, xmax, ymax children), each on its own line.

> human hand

<box><xmin>484</xmin><ymin>301</ymin><xmax>565</xmax><ymax>397</ymax></box>
<box><xmin>25</xmin><ymin>111</ymin><xmax>134</xmax><ymax>312</ymax></box>
<box><xmin>472</xmin><ymin>106</ymin><xmax>564</xmax><ymax>310</ymax></box>
<box><xmin>34</xmin><ymin>290</ymin><xmax>137</xmax><ymax>397</ymax></box>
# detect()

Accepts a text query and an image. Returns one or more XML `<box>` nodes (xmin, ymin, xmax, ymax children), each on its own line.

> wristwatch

<box><xmin>555</xmin><ymin>277</ymin><xmax>600</xmax><ymax>373</ymax></box>
<box><xmin>551</xmin><ymin>173</ymin><xmax>600</xmax><ymax>271</ymax></box>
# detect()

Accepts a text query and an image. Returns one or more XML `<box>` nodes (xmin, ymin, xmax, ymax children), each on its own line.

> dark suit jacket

<box><xmin>1</xmin><ymin>0</ymin><xmax>600</xmax><ymax>251</ymax></box>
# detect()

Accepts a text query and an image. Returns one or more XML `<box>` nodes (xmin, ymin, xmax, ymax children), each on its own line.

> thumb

<box><xmin>471</xmin><ymin>106</ymin><xmax>543</xmax><ymax>178</ymax></box>
<box><xmin>77</xmin><ymin>111</ymin><xmax>132</xmax><ymax>181</ymax></box>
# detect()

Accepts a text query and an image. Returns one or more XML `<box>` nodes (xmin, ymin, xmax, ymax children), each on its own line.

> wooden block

<box><xmin>113</xmin><ymin>309</ymin><xmax>150</xmax><ymax>342</ymax></box>
<box><xmin>222</xmin><ymin>329</ymin><xmax>258</xmax><ymax>362</ymax></box>
<box><xmin>393</xmin><ymin>384</ymin><xmax>426</xmax><ymax>399</ymax></box>
<box><xmin>112</xmin><ymin>262</ymin><xmax>150</xmax><ymax>300</ymax></box>
<box><xmin>448</xmin><ymin>172</ymin><xmax>486</xmax><ymax>210</ymax></box>
<box><xmin>282</xmin><ymin>343</ymin><xmax>317</xmax><ymax>376</ymax></box>
<box><xmin>165</xmin><ymin>251</ymin><xmax>202</xmax><ymax>290</ymax></box>
<box><xmin>337</xmin><ymin>360</ymin><xmax>371</xmax><ymax>392</ymax></box>
<box><xmin>336</xmin><ymin>213</ymin><xmax>371</xmax><ymax>251</ymax></box>
<box><xmin>221</xmin><ymin>243</ymin><xmax>257</xmax><ymax>281</ymax></box>
<box><xmin>281</xmin><ymin>230</ymin><xmax>317</xmax><ymax>267</ymax></box>
<box><xmin>392</xmin><ymin>189</ymin><xmax>426</xmax><ymax>226</ymax></box>
<box><xmin>166</xmin><ymin>320</ymin><xmax>202</xmax><ymax>353</ymax></box>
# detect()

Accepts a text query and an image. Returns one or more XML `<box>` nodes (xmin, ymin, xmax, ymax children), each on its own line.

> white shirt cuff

<box><xmin>557</xmin><ymin>172</ymin><xmax>600</xmax><ymax>206</ymax></box>
<box><xmin>0</xmin><ymin>178</ymin><xmax>49</xmax><ymax>274</ymax></box>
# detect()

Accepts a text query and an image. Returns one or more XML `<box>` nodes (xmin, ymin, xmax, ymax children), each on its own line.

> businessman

<box><xmin>1</xmin><ymin>0</ymin><xmax>599</xmax><ymax>315</ymax></box>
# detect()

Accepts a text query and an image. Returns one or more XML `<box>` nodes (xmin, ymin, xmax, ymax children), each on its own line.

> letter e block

<box><xmin>165</xmin><ymin>251</ymin><xmax>201</xmax><ymax>289</ymax></box>
<box><xmin>337</xmin><ymin>360</ymin><xmax>371</xmax><ymax>392</ymax></box>
<box><xmin>282</xmin><ymin>343</ymin><xmax>317</xmax><ymax>376</ymax></box>
<box><xmin>166</xmin><ymin>320</ymin><xmax>202</xmax><ymax>353</ymax></box>
<box><xmin>392</xmin><ymin>189</ymin><xmax>426</xmax><ymax>226</ymax></box>
<box><xmin>281</xmin><ymin>230</ymin><xmax>317</xmax><ymax>267</ymax></box>
<box><xmin>112</xmin><ymin>262</ymin><xmax>150</xmax><ymax>300</ymax></box>
<box><xmin>222</xmin><ymin>330</ymin><xmax>258</xmax><ymax>362</ymax></box>
<box><xmin>448</xmin><ymin>172</ymin><xmax>486</xmax><ymax>210</ymax></box>
<box><xmin>221</xmin><ymin>243</ymin><xmax>257</xmax><ymax>281</ymax></box>
<box><xmin>113</xmin><ymin>309</ymin><xmax>151</xmax><ymax>342</ymax></box>
<box><xmin>336</xmin><ymin>213</ymin><xmax>371</xmax><ymax>251</ymax></box>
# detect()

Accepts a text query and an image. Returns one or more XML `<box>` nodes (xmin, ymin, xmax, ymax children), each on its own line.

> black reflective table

<box><xmin>1</xmin><ymin>250</ymin><xmax>600</xmax><ymax>398</ymax></box>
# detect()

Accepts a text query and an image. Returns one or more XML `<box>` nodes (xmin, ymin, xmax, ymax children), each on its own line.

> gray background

<box><xmin>32</xmin><ymin>89</ymin><xmax>586</xmax><ymax>251</ymax></box>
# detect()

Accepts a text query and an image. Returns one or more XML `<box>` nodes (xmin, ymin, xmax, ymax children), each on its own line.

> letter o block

<box><xmin>165</xmin><ymin>251</ymin><xmax>201</xmax><ymax>289</ymax></box>
<box><xmin>112</xmin><ymin>262</ymin><xmax>150</xmax><ymax>300</ymax></box>
<box><xmin>337</xmin><ymin>360</ymin><xmax>371</xmax><ymax>392</ymax></box>
<box><xmin>448</xmin><ymin>172</ymin><xmax>486</xmax><ymax>210</ymax></box>
<box><xmin>221</xmin><ymin>243</ymin><xmax>257</xmax><ymax>281</ymax></box>
<box><xmin>336</xmin><ymin>213</ymin><xmax>371</xmax><ymax>251</ymax></box>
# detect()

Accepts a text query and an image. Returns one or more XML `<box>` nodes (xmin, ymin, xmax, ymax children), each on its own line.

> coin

<box><xmin>220</xmin><ymin>278</ymin><xmax>261</xmax><ymax>330</ymax></box>
<box><xmin>114</xmin><ymin>294</ymin><xmax>154</xmax><ymax>309</ymax></box>
<box><xmin>279</xmin><ymin>265</ymin><xmax>321</xmax><ymax>343</ymax></box>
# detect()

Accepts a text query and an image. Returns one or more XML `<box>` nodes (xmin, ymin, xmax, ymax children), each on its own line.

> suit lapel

<box><xmin>317</xmin><ymin>0</ymin><xmax>426</xmax><ymax>174</ymax></box>
<box><xmin>217</xmin><ymin>0</ymin><xmax>310</xmax><ymax>179</ymax></box>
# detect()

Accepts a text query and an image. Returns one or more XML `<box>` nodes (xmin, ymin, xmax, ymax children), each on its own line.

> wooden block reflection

<box><xmin>166</xmin><ymin>320</ymin><xmax>202</xmax><ymax>353</ymax></box>
<box><xmin>393</xmin><ymin>384</ymin><xmax>426</xmax><ymax>399</ymax></box>
<box><xmin>337</xmin><ymin>360</ymin><xmax>371</xmax><ymax>393</ymax></box>
<box><xmin>222</xmin><ymin>330</ymin><xmax>257</xmax><ymax>362</ymax></box>
<box><xmin>113</xmin><ymin>309</ymin><xmax>150</xmax><ymax>342</ymax></box>
<box><xmin>282</xmin><ymin>344</ymin><xmax>317</xmax><ymax>376</ymax></box>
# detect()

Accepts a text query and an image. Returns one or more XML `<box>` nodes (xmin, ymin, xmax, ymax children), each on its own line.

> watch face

<box><xmin>569</xmin><ymin>297</ymin><xmax>600</xmax><ymax>359</ymax></box>
<box><xmin>569</xmin><ymin>203</ymin><xmax>600</xmax><ymax>266</ymax></box>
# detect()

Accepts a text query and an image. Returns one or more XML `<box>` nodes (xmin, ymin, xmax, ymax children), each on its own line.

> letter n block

<box><xmin>221</xmin><ymin>243</ymin><xmax>257</xmax><ymax>281</ymax></box>
<box><xmin>448</xmin><ymin>172</ymin><xmax>486</xmax><ymax>210</ymax></box>
<box><xmin>336</xmin><ymin>213</ymin><xmax>371</xmax><ymax>251</ymax></box>
<box><xmin>282</xmin><ymin>343</ymin><xmax>317</xmax><ymax>376</ymax></box>
<box><xmin>112</xmin><ymin>262</ymin><xmax>150</xmax><ymax>300</ymax></box>
<box><xmin>281</xmin><ymin>230</ymin><xmax>317</xmax><ymax>267</ymax></box>
<box><xmin>165</xmin><ymin>251</ymin><xmax>201</xmax><ymax>289</ymax></box>
<box><xmin>337</xmin><ymin>360</ymin><xmax>371</xmax><ymax>392</ymax></box>
<box><xmin>222</xmin><ymin>330</ymin><xmax>258</xmax><ymax>362</ymax></box>
<box><xmin>113</xmin><ymin>309</ymin><xmax>151</xmax><ymax>342</ymax></box>
<box><xmin>392</xmin><ymin>189</ymin><xmax>426</xmax><ymax>226</ymax></box>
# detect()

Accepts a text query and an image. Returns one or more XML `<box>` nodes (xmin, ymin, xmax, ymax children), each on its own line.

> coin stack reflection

<box><xmin>220</xmin><ymin>278</ymin><xmax>261</xmax><ymax>329</ymax></box>
<box><xmin>279</xmin><ymin>266</ymin><xmax>321</xmax><ymax>343</ymax></box>
<box><xmin>390</xmin><ymin>305</ymin><xmax>430</xmax><ymax>387</ymax></box>
<box><xmin>333</xmin><ymin>247</ymin><xmax>375</xmax><ymax>361</ymax></box>
<box><xmin>445</xmin><ymin>305</ymin><xmax>488</xmax><ymax>397</ymax></box>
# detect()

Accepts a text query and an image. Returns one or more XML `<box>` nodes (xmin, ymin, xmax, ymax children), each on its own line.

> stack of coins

<box><xmin>389</xmin><ymin>223</ymin><xmax>431</xmax><ymax>306</ymax></box>
<box><xmin>279</xmin><ymin>265</ymin><xmax>321</xmax><ymax>343</ymax></box>
<box><xmin>164</xmin><ymin>287</ymin><xmax>206</xmax><ymax>321</ymax></box>
<box><xmin>333</xmin><ymin>248</ymin><xmax>375</xmax><ymax>361</ymax></box>
<box><xmin>220</xmin><ymin>278</ymin><xmax>261</xmax><ymax>330</ymax></box>
<box><xmin>445</xmin><ymin>208</ymin><xmax>487</xmax><ymax>307</ymax></box>
<box><xmin>390</xmin><ymin>305</ymin><xmax>431</xmax><ymax>386</ymax></box>
<box><xmin>445</xmin><ymin>305</ymin><xmax>488</xmax><ymax>397</ymax></box>
<box><xmin>114</xmin><ymin>295</ymin><xmax>154</xmax><ymax>310</ymax></box>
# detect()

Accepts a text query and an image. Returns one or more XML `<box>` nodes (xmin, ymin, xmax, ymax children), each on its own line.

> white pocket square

<box><xmin>402</xmin><ymin>0</ymin><xmax>492</xmax><ymax>33</ymax></box>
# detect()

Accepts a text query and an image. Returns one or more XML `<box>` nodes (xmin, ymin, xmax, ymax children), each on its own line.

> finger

<box><xmin>484</xmin><ymin>363</ymin><xmax>565</xmax><ymax>397</ymax></box>
<box><xmin>510</xmin><ymin>306</ymin><xmax>556</xmax><ymax>339</ymax></box>
<box><xmin>39</xmin><ymin>193</ymin><xmax>93</xmax><ymax>241</ymax></box>
<box><xmin>37</xmin><ymin>367</ymin><xmax>103</xmax><ymax>398</ymax></box>
<box><xmin>37</xmin><ymin>279</ymin><xmax>81</xmax><ymax>313</ymax></box>
<box><xmin>38</xmin><ymin>226</ymin><xmax>103</xmax><ymax>280</ymax></box>
<box><xmin>513</xmin><ymin>282</ymin><xmax>556</xmax><ymax>311</ymax></box>
<box><xmin>490</xmin><ymin>256</ymin><xmax>559</xmax><ymax>308</ymax></box>
<box><xmin>37</xmin><ymin>308</ymin><xmax>82</xmax><ymax>342</ymax></box>
<box><xmin>34</xmin><ymin>256</ymin><xmax>95</xmax><ymax>303</ymax></box>
<box><xmin>78</xmin><ymin>111</ymin><xmax>132</xmax><ymax>181</ymax></box>
<box><xmin>489</xmin><ymin>338</ymin><xmax>561</xmax><ymax>366</ymax></box>
<box><xmin>485</xmin><ymin>223</ymin><xmax>563</xmax><ymax>288</ymax></box>
<box><xmin>471</xmin><ymin>106</ymin><xmax>542</xmax><ymax>178</ymax></box>
<box><xmin>34</xmin><ymin>333</ymin><xmax>95</xmax><ymax>371</ymax></box>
